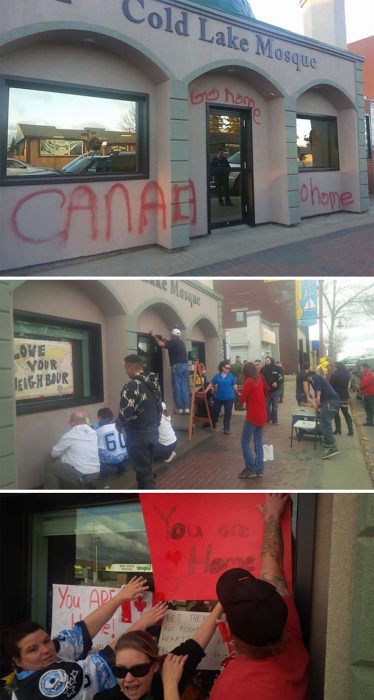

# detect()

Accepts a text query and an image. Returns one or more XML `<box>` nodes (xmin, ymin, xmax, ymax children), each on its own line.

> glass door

<box><xmin>208</xmin><ymin>106</ymin><xmax>254</xmax><ymax>229</ymax></box>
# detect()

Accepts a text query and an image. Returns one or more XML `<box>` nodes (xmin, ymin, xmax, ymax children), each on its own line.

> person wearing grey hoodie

<box><xmin>117</xmin><ymin>354</ymin><xmax>162</xmax><ymax>489</ymax></box>
<box><xmin>45</xmin><ymin>412</ymin><xmax>100</xmax><ymax>489</ymax></box>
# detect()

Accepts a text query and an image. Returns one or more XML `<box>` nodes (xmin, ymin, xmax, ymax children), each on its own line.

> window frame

<box><xmin>14</xmin><ymin>310</ymin><xmax>104</xmax><ymax>415</ymax></box>
<box><xmin>0</xmin><ymin>75</ymin><xmax>149</xmax><ymax>186</ymax></box>
<box><xmin>296</xmin><ymin>113</ymin><xmax>340</xmax><ymax>172</ymax></box>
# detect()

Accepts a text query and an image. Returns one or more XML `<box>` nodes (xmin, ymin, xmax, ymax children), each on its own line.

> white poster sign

<box><xmin>14</xmin><ymin>338</ymin><xmax>74</xmax><ymax>399</ymax></box>
<box><xmin>158</xmin><ymin>610</ymin><xmax>228</xmax><ymax>670</ymax></box>
<box><xmin>51</xmin><ymin>584</ymin><xmax>154</xmax><ymax>648</ymax></box>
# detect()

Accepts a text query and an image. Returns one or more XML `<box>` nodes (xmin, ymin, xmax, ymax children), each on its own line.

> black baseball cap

<box><xmin>216</xmin><ymin>568</ymin><xmax>288</xmax><ymax>647</ymax></box>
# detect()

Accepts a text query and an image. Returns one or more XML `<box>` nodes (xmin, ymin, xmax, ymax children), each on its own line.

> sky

<box><xmin>250</xmin><ymin>0</ymin><xmax>374</xmax><ymax>44</ymax></box>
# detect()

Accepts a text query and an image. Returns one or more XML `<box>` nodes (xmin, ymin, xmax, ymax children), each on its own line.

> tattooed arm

<box><xmin>260</xmin><ymin>494</ymin><xmax>290</xmax><ymax>597</ymax></box>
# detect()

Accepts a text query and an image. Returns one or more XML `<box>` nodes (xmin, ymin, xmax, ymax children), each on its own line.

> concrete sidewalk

<box><xmin>4</xmin><ymin>198</ymin><xmax>373</xmax><ymax>277</ymax></box>
<box><xmin>99</xmin><ymin>378</ymin><xmax>373</xmax><ymax>491</ymax></box>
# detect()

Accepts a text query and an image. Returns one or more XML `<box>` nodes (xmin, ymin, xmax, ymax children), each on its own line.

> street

<box><xmin>102</xmin><ymin>378</ymin><xmax>373</xmax><ymax>491</ymax></box>
<box><xmin>179</xmin><ymin>224</ymin><xmax>374</xmax><ymax>276</ymax></box>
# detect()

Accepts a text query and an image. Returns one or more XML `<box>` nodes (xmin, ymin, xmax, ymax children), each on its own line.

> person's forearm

<box><xmin>163</xmin><ymin>681</ymin><xmax>180</xmax><ymax>700</ymax></box>
<box><xmin>84</xmin><ymin>578</ymin><xmax>147</xmax><ymax>639</ymax></box>
<box><xmin>261</xmin><ymin>514</ymin><xmax>288</xmax><ymax>596</ymax></box>
<box><xmin>192</xmin><ymin>602</ymin><xmax>223</xmax><ymax>648</ymax></box>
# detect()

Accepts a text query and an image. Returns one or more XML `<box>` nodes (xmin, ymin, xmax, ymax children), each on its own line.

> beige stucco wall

<box><xmin>11</xmin><ymin>279</ymin><xmax>221</xmax><ymax>488</ymax></box>
<box><xmin>310</xmin><ymin>493</ymin><xmax>358</xmax><ymax>700</ymax></box>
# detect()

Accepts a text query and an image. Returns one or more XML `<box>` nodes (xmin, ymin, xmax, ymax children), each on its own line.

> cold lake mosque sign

<box><xmin>54</xmin><ymin>0</ymin><xmax>318</xmax><ymax>72</ymax></box>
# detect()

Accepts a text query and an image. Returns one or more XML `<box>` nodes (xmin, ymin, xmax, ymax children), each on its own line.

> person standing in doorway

<box><xmin>117</xmin><ymin>354</ymin><xmax>162</xmax><ymax>489</ymax></box>
<box><xmin>275</xmin><ymin>361</ymin><xmax>285</xmax><ymax>403</ymax></box>
<box><xmin>149</xmin><ymin>328</ymin><xmax>190</xmax><ymax>414</ymax></box>
<box><xmin>211</xmin><ymin>149</ymin><xmax>233</xmax><ymax>206</ymax></box>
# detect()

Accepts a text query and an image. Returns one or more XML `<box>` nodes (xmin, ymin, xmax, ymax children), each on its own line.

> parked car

<box><xmin>6</xmin><ymin>158</ymin><xmax>55</xmax><ymax>176</ymax></box>
<box><xmin>59</xmin><ymin>152</ymin><xmax>136</xmax><ymax>175</ymax></box>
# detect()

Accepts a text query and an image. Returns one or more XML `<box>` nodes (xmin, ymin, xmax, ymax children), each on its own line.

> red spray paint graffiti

<box><xmin>190</xmin><ymin>87</ymin><xmax>261</xmax><ymax>124</ymax></box>
<box><xmin>10</xmin><ymin>180</ymin><xmax>197</xmax><ymax>245</ymax></box>
<box><xmin>300</xmin><ymin>177</ymin><xmax>354</xmax><ymax>211</ymax></box>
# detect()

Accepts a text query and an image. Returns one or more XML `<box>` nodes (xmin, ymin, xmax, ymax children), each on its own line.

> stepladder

<box><xmin>188</xmin><ymin>361</ymin><xmax>214</xmax><ymax>440</ymax></box>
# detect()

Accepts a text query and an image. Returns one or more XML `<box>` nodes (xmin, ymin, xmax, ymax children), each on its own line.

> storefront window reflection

<box><xmin>297</xmin><ymin>115</ymin><xmax>339</xmax><ymax>169</ymax></box>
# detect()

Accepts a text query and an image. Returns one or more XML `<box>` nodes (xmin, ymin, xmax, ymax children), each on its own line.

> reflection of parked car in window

<box><xmin>6</xmin><ymin>158</ymin><xmax>55</xmax><ymax>176</ymax></box>
<box><xmin>59</xmin><ymin>152</ymin><xmax>136</xmax><ymax>174</ymax></box>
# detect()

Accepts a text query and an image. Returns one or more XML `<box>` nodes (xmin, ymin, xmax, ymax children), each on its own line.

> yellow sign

<box><xmin>14</xmin><ymin>338</ymin><xmax>74</xmax><ymax>399</ymax></box>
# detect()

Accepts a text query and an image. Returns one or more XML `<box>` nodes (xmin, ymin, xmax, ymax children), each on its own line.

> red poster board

<box><xmin>140</xmin><ymin>494</ymin><xmax>292</xmax><ymax>599</ymax></box>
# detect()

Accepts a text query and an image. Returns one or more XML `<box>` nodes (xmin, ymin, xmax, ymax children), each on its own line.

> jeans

<box><xmin>266</xmin><ymin>389</ymin><xmax>281</xmax><ymax>423</ymax></box>
<box><xmin>334</xmin><ymin>405</ymin><xmax>354</xmax><ymax>434</ymax></box>
<box><xmin>155</xmin><ymin>441</ymin><xmax>177</xmax><ymax>460</ymax></box>
<box><xmin>125</xmin><ymin>428</ymin><xmax>158</xmax><ymax>489</ymax></box>
<box><xmin>241</xmin><ymin>420</ymin><xmax>264</xmax><ymax>474</ymax></box>
<box><xmin>211</xmin><ymin>398</ymin><xmax>234</xmax><ymax>432</ymax></box>
<box><xmin>363</xmin><ymin>395</ymin><xmax>374</xmax><ymax>424</ymax></box>
<box><xmin>319</xmin><ymin>400</ymin><xmax>339</xmax><ymax>445</ymax></box>
<box><xmin>44</xmin><ymin>462</ymin><xmax>100</xmax><ymax>489</ymax></box>
<box><xmin>171</xmin><ymin>363</ymin><xmax>190</xmax><ymax>409</ymax></box>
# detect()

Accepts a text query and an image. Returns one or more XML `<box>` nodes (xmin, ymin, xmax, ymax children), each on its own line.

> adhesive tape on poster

<box><xmin>263</xmin><ymin>444</ymin><xmax>274</xmax><ymax>461</ymax></box>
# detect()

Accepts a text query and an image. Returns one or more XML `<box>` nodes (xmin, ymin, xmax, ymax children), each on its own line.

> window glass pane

<box><xmin>297</xmin><ymin>116</ymin><xmax>339</xmax><ymax>169</ymax></box>
<box><xmin>14</xmin><ymin>314</ymin><xmax>103</xmax><ymax>412</ymax></box>
<box><xmin>6</xmin><ymin>86</ymin><xmax>141</xmax><ymax>177</ymax></box>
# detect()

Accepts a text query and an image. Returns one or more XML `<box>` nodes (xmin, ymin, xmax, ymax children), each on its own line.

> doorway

<box><xmin>208</xmin><ymin>106</ymin><xmax>254</xmax><ymax>229</ymax></box>
<box><xmin>137</xmin><ymin>332</ymin><xmax>164</xmax><ymax>395</ymax></box>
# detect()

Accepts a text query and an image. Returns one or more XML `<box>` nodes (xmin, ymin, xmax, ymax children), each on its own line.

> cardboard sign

<box><xmin>158</xmin><ymin>610</ymin><xmax>228</xmax><ymax>670</ymax></box>
<box><xmin>51</xmin><ymin>584</ymin><xmax>154</xmax><ymax>648</ymax></box>
<box><xmin>140</xmin><ymin>494</ymin><xmax>292</xmax><ymax>599</ymax></box>
<box><xmin>14</xmin><ymin>338</ymin><xmax>74</xmax><ymax>399</ymax></box>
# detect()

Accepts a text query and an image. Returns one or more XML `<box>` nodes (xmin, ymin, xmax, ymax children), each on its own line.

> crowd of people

<box><xmin>1</xmin><ymin>494</ymin><xmax>310</xmax><ymax>700</ymax></box>
<box><xmin>43</xmin><ymin>321</ymin><xmax>374</xmax><ymax>488</ymax></box>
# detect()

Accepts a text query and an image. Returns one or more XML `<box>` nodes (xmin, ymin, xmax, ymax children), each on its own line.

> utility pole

<box><xmin>318</xmin><ymin>280</ymin><xmax>324</xmax><ymax>359</ymax></box>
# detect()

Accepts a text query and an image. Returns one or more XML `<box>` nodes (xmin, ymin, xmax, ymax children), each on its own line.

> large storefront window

<box><xmin>1</xmin><ymin>79</ymin><xmax>149</xmax><ymax>182</ymax></box>
<box><xmin>14</xmin><ymin>311</ymin><xmax>103</xmax><ymax>414</ymax></box>
<box><xmin>31</xmin><ymin>500</ymin><xmax>151</xmax><ymax>627</ymax></box>
<box><xmin>297</xmin><ymin>115</ymin><xmax>339</xmax><ymax>169</ymax></box>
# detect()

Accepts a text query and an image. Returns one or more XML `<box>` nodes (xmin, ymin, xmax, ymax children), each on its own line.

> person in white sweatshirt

<box><xmin>44</xmin><ymin>411</ymin><xmax>100</xmax><ymax>489</ymax></box>
<box><xmin>155</xmin><ymin>402</ymin><xmax>178</xmax><ymax>464</ymax></box>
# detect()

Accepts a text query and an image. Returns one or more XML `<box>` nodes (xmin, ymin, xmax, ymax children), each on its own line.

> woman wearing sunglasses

<box><xmin>2</xmin><ymin>577</ymin><xmax>149</xmax><ymax>700</ymax></box>
<box><xmin>204</xmin><ymin>361</ymin><xmax>239</xmax><ymax>434</ymax></box>
<box><xmin>94</xmin><ymin>602</ymin><xmax>223</xmax><ymax>700</ymax></box>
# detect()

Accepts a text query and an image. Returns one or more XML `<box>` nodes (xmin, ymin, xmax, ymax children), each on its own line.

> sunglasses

<box><xmin>224</xmin><ymin>365</ymin><xmax>231</xmax><ymax>369</ymax></box>
<box><xmin>113</xmin><ymin>661</ymin><xmax>153</xmax><ymax>679</ymax></box>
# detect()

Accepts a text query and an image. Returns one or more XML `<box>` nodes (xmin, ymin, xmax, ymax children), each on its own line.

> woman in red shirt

<box><xmin>239</xmin><ymin>362</ymin><xmax>267</xmax><ymax>479</ymax></box>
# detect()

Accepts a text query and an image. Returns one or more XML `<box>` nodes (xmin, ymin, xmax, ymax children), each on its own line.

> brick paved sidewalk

<box><xmin>101</xmin><ymin>379</ymin><xmax>373</xmax><ymax>491</ymax></box>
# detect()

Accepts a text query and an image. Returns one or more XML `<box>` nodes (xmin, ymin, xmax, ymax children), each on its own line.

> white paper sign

<box><xmin>51</xmin><ymin>584</ymin><xmax>154</xmax><ymax>648</ymax></box>
<box><xmin>158</xmin><ymin>610</ymin><xmax>228</xmax><ymax>670</ymax></box>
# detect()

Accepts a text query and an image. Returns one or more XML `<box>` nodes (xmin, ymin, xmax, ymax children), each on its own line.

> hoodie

<box><xmin>118</xmin><ymin>372</ymin><xmax>162</xmax><ymax>431</ymax></box>
<box><xmin>51</xmin><ymin>425</ymin><xmax>100</xmax><ymax>473</ymax></box>
<box><xmin>260</xmin><ymin>359</ymin><xmax>284</xmax><ymax>392</ymax></box>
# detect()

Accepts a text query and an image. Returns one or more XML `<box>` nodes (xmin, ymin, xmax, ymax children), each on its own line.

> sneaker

<box><xmin>223</xmin><ymin>430</ymin><xmax>231</xmax><ymax>434</ymax></box>
<box><xmin>238</xmin><ymin>469</ymin><xmax>257</xmax><ymax>479</ymax></box>
<box><xmin>163</xmin><ymin>451</ymin><xmax>177</xmax><ymax>464</ymax></box>
<box><xmin>322</xmin><ymin>447</ymin><xmax>340</xmax><ymax>459</ymax></box>
<box><xmin>184</xmin><ymin>408</ymin><xmax>190</xmax><ymax>414</ymax></box>
<box><xmin>176</xmin><ymin>409</ymin><xmax>184</xmax><ymax>414</ymax></box>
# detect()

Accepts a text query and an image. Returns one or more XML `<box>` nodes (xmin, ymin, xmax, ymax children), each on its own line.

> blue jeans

<box><xmin>241</xmin><ymin>420</ymin><xmax>264</xmax><ymax>474</ymax></box>
<box><xmin>171</xmin><ymin>363</ymin><xmax>190</xmax><ymax>409</ymax></box>
<box><xmin>266</xmin><ymin>389</ymin><xmax>280</xmax><ymax>423</ymax></box>
<box><xmin>319</xmin><ymin>400</ymin><xmax>339</xmax><ymax>445</ymax></box>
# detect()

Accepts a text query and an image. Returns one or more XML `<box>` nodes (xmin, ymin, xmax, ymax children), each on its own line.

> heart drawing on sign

<box><xmin>166</xmin><ymin>551</ymin><xmax>182</xmax><ymax>566</ymax></box>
